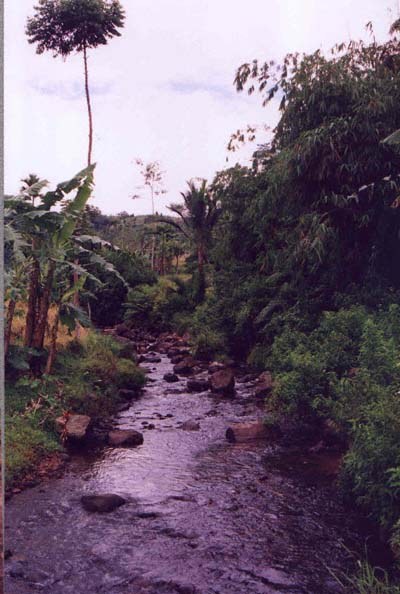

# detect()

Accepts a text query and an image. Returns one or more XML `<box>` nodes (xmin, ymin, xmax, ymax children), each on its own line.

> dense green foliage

<box><xmin>123</xmin><ymin>276</ymin><xmax>193</xmax><ymax>331</ymax></box>
<box><xmin>82</xmin><ymin>248</ymin><xmax>156</xmax><ymax>327</ymax></box>
<box><xmin>266</xmin><ymin>306</ymin><xmax>400</xmax><ymax>535</ymax></box>
<box><xmin>181</xmin><ymin>28</ymin><xmax>400</xmax><ymax>557</ymax></box>
<box><xmin>26</xmin><ymin>0</ymin><xmax>125</xmax><ymax>57</ymax></box>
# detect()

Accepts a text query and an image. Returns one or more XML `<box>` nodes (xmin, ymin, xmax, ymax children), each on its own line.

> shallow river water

<box><xmin>5</xmin><ymin>350</ymin><xmax>381</xmax><ymax>594</ymax></box>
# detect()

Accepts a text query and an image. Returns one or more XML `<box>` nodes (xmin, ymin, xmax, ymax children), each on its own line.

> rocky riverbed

<box><xmin>4</xmin><ymin>336</ymin><xmax>384</xmax><ymax>594</ymax></box>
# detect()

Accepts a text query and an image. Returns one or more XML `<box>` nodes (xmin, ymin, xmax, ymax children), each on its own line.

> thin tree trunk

<box><xmin>32</xmin><ymin>261</ymin><xmax>56</xmax><ymax>350</ymax></box>
<box><xmin>73</xmin><ymin>45</ymin><xmax>94</xmax><ymax>338</ymax></box>
<box><xmin>83</xmin><ymin>45</ymin><xmax>93</xmax><ymax>167</ymax></box>
<box><xmin>45</xmin><ymin>303</ymin><xmax>60</xmax><ymax>375</ymax></box>
<box><xmin>5</xmin><ymin>299</ymin><xmax>16</xmax><ymax>358</ymax></box>
<box><xmin>198</xmin><ymin>243</ymin><xmax>205</xmax><ymax>277</ymax></box>
<box><xmin>73</xmin><ymin>267</ymin><xmax>82</xmax><ymax>339</ymax></box>
<box><xmin>197</xmin><ymin>242</ymin><xmax>206</xmax><ymax>302</ymax></box>
<box><xmin>151</xmin><ymin>235</ymin><xmax>156</xmax><ymax>271</ymax></box>
<box><xmin>24</xmin><ymin>256</ymin><xmax>40</xmax><ymax>347</ymax></box>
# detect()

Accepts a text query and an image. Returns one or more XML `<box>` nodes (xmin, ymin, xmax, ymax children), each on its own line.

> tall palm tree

<box><xmin>163</xmin><ymin>179</ymin><xmax>221</xmax><ymax>300</ymax></box>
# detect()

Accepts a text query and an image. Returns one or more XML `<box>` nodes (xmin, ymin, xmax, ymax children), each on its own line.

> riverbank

<box><xmin>5</xmin><ymin>331</ymin><xmax>146</xmax><ymax>496</ymax></box>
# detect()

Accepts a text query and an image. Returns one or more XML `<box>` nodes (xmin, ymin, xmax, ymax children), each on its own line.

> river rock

<box><xmin>181</xmin><ymin>420</ymin><xmax>200</xmax><ymax>431</ymax></box>
<box><xmin>226</xmin><ymin>421</ymin><xmax>267</xmax><ymax>443</ymax></box>
<box><xmin>173</xmin><ymin>356</ymin><xmax>196</xmax><ymax>375</ymax></box>
<box><xmin>254</xmin><ymin>371</ymin><xmax>274</xmax><ymax>398</ymax></box>
<box><xmin>143</xmin><ymin>355</ymin><xmax>162</xmax><ymax>363</ymax></box>
<box><xmin>164</xmin><ymin>372</ymin><xmax>179</xmax><ymax>383</ymax></box>
<box><xmin>187</xmin><ymin>378</ymin><xmax>210</xmax><ymax>392</ymax></box>
<box><xmin>210</xmin><ymin>369</ymin><xmax>235</xmax><ymax>395</ymax></box>
<box><xmin>208</xmin><ymin>361</ymin><xmax>225</xmax><ymax>374</ymax></box>
<box><xmin>114</xmin><ymin>323</ymin><xmax>132</xmax><ymax>338</ymax></box>
<box><xmin>118</xmin><ymin>388</ymin><xmax>138</xmax><ymax>400</ymax></box>
<box><xmin>108</xmin><ymin>429</ymin><xmax>144</xmax><ymax>447</ymax></box>
<box><xmin>170</xmin><ymin>354</ymin><xmax>185</xmax><ymax>365</ymax></box>
<box><xmin>64</xmin><ymin>414</ymin><xmax>91</xmax><ymax>441</ymax></box>
<box><xmin>167</xmin><ymin>347</ymin><xmax>190</xmax><ymax>358</ymax></box>
<box><xmin>81</xmin><ymin>494</ymin><xmax>126</xmax><ymax>513</ymax></box>
<box><xmin>116</xmin><ymin>402</ymin><xmax>131</xmax><ymax>412</ymax></box>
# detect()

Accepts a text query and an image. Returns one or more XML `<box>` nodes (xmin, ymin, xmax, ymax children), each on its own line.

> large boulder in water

<box><xmin>81</xmin><ymin>494</ymin><xmax>126</xmax><ymax>513</ymax></box>
<box><xmin>226</xmin><ymin>421</ymin><xmax>267</xmax><ymax>443</ymax></box>
<box><xmin>108</xmin><ymin>429</ymin><xmax>144</xmax><ymax>447</ymax></box>
<box><xmin>210</xmin><ymin>369</ymin><xmax>235</xmax><ymax>395</ymax></box>
<box><xmin>59</xmin><ymin>414</ymin><xmax>91</xmax><ymax>441</ymax></box>
<box><xmin>118</xmin><ymin>388</ymin><xmax>138</xmax><ymax>401</ymax></box>
<box><xmin>254</xmin><ymin>371</ymin><xmax>274</xmax><ymax>398</ymax></box>
<box><xmin>180</xmin><ymin>420</ymin><xmax>200</xmax><ymax>431</ymax></box>
<box><xmin>167</xmin><ymin>347</ymin><xmax>190</xmax><ymax>359</ymax></box>
<box><xmin>142</xmin><ymin>354</ymin><xmax>162</xmax><ymax>363</ymax></box>
<box><xmin>164</xmin><ymin>372</ymin><xmax>179</xmax><ymax>383</ymax></box>
<box><xmin>187</xmin><ymin>378</ymin><xmax>210</xmax><ymax>393</ymax></box>
<box><xmin>173</xmin><ymin>356</ymin><xmax>196</xmax><ymax>376</ymax></box>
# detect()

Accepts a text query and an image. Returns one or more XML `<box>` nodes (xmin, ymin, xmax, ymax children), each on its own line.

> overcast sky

<box><xmin>5</xmin><ymin>0</ymin><xmax>397</xmax><ymax>215</ymax></box>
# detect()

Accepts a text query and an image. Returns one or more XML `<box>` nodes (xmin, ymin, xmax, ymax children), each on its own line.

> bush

<box><xmin>80</xmin><ymin>333</ymin><xmax>145</xmax><ymax>393</ymax></box>
<box><xmin>124</xmin><ymin>276</ymin><xmax>192</xmax><ymax>330</ymax></box>
<box><xmin>82</xmin><ymin>249</ymin><xmax>156</xmax><ymax>327</ymax></box>
<box><xmin>114</xmin><ymin>358</ymin><xmax>146</xmax><ymax>389</ymax></box>
<box><xmin>263</xmin><ymin>304</ymin><xmax>400</xmax><ymax>549</ymax></box>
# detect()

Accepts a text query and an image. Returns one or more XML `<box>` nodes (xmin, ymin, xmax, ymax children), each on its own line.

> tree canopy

<box><xmin>26</xmin><ymin>0</ymin><xmax>125</xmax><ymax>57</ymax></box>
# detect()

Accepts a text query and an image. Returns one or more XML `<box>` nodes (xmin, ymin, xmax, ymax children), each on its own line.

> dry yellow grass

<box><xmin>8</xmin><ymin>302</ymin><xmax>89</xmax><ymax>348</ymax></box>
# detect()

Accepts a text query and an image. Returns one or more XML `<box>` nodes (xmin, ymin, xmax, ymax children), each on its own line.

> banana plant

<box><xmin>5</xmin><ymin>166</ymin><xmax>95</xmax><ymax>367</ymax></box>
<box><xmin>5</xmin><ymin>164</ymin><xmax>129</xmax><ymax>373</ymax></box>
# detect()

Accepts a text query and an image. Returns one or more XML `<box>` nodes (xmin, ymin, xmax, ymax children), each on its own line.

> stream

<box><xmin>5</xmin><ymin>343</ymin><xmax>382</xmax><ymax>594</ymax></box>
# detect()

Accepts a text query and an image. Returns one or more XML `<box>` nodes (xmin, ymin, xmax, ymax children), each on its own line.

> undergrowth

<box><xmin>5</xmin><ymin>332</ymin><xmax>145</xmax><ymax>489</ymax></box>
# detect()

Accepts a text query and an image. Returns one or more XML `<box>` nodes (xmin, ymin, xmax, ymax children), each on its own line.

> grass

<box><xmin>5</xmin><ymin>331</ymin><xmax>145</xmax><ymax>490</ymax></box>
<box><xmin>326</xmin><ymin>554</ymin><xmax>400</xmax><ymax>593</ymax></box>
<box><xmin>5</xmin><ymin>415</ymin><xmax>60</xmax><ymax>487</ymax></box>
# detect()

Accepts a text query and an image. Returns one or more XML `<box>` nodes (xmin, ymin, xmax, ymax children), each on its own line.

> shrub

<box><xmin>114</xmin><ymin>358</ymin><xmax>145</xmax><ymax>389</ymax></box>
<box><xmin>264</xmin><ymin>304</ymin><xmax>400</xmax><ymax>550</ymax></box>
<box><xmin>124</xmin><ymin>276</ymin><xmax>192</xmax><ymax>330</ymax></box>
<box><xmin>82</xmin><ymin>249</ymin><xmax>156</xmax><ymax>327</ymax></box>
<box><xmin>81</xmin><ymin>332</ymin><xmax>145</xmax><ymax>392</ymax></box>
<box><xmin>185</xmin><ymin>299</ymin><xmax>227</xmax><ymax>359</ymax></box>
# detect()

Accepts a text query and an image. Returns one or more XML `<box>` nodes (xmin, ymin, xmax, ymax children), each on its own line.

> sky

<box><xmin>5</xmin><ymin>0</ymin><xmax>398</xmax><ymax>215</ymax></box>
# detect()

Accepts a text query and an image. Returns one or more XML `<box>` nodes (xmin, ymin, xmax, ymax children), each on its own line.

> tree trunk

<box><xmin>24</xmin><ymin>257</ymin><xmax>40</xmax><ymax>347</ymax></box>
<box><xmin>5</xmin><ymin>299</ymin><xmax>16</xmax><ymax>358</ymax></box>
<box><xmin>83</xmin><ymin>45</ymin><xmax>93</xmax><ymax>167</ymax></box>
<box><xmin>151</xmin><ymin>235</ymin><xmax>156</xmax><ymax>271</ymax></box>
<box><xmin>32</xmin><ymin>261</ymin><xmax>56</xmax><ymax>350</ymax></box>
<box><xmin>74</xmin><ymin>45</ymin><xmax>94</xmax><ymax>338</ymax></box>
<box><xmin>45</xmin><ymin>303</ymin><xmax>60</xmax><ymax>375</ymax></box>
<box><xmin>196</xmin><ymin>242</ymin><xmax>206</xmax><ymax>302</ymax></box>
